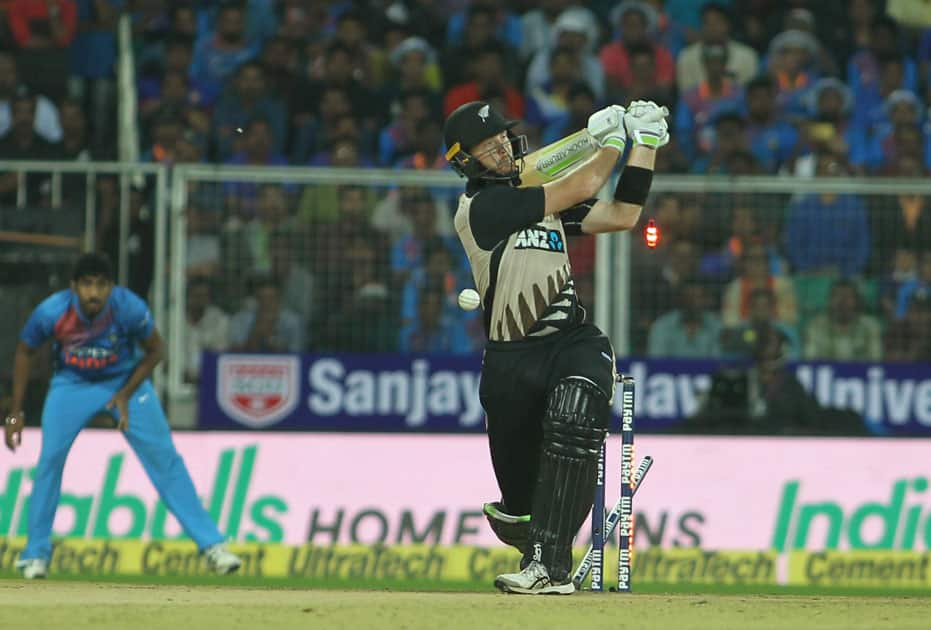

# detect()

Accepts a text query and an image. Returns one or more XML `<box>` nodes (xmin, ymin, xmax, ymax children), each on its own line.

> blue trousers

<box><xmin>22</xmin><ymin>375</ymin><xmax>224</xmax><ymax>560</ymax></box>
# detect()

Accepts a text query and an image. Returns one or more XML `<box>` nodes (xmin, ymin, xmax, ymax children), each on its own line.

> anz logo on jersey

<box><xmin>514</xmin><ymin>226</ymin><xmax>565</xmax><ymax>252</ymax></box>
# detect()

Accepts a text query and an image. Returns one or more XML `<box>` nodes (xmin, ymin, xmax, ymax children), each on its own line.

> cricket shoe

<box><xmin>494</xmin><ymin>560</ymin><xmax>575</xmax><ymax>595</ymax></box>
<box><xmin>204</xmin><ymin>544</ymin><xmax>242</xmax><ymax>575</ymax></box>
<box><xmin>16</xmin><ymin>559</ymin><xmax>48</xmax><ymax>579</ymax></box>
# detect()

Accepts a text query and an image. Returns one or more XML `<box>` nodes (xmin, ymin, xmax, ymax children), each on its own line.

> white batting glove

<box><xmin>587</xmin><ymin>105</ymin><xmax>627</xmax><ymax>152</ymax></box>
<box><xmin>624</xmin><ymin>104</ymin><xmax>670</xmax><ymax>149</ymax></box>
<box><xmin>626</xmin><ymin>100</ymin><xmax>667</xmax><ymax>119</ymax></box>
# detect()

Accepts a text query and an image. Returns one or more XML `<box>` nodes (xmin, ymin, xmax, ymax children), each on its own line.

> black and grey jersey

<box><xmin>453</xmin><ymin>182</ymin><xmax>595</xmax><ymax>342</ymax></box>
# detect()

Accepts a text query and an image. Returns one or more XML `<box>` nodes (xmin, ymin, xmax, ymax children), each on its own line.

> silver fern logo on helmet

<box><xmin>478</xmin><ymin>104</ymin><xmax>490</xmax><ymax>122</ymax></box>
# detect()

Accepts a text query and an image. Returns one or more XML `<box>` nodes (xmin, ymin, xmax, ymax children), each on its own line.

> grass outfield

<box><xmin>1</xmin><ymin>574</ymin><xmax>930</xmax><ymax>630</ymax></box>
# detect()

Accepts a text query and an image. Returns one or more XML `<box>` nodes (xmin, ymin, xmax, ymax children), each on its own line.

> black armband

<box><xmin>614</xmin><ymin>166</ymin><xmax>653</xmax><ymax>205</ymax></box>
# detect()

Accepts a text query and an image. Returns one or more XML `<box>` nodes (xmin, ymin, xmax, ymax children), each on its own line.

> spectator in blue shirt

<box><xmin>400</xmin><ymin>279</ymin><xmax>475</xmax><ymax>354</ymax></box>
<box><xmin>70</xmin><ymin>0</ymin><xmax>123</xmax><ymax>149</ymax></box>
<box><xmin>308</xmin><ymin>133</ymin><xmax>374</xmax><ymax>168</ymax></box>
<box><xmin>378</xmin><ymin>88</ymin><xmax>435</xmax><ymax>167</ymax></box>
<box><xmin>647</xmin><ymin>281</ymin><xmax>723</xmax><ymax>358</ymax></box>
<box><xmin>895</xmin><ymin>250</ymin><xmax>931</xmax><ymax>320</ymax></box>
<box><xmin>194</xmin><ymin>0</ymin><xmax>276</xmax><ymax>56</ymax></box>
<box><xmin>391</xmin><ymin>188</ymin><xmax>463</xmax><ymax>289</ymax></box>
<box><xmin>399</xmin><ymin>237</ymin><xmax>466</xmax><ymax>325</ymax></box>
<box><xmin>137</xmin><ymin>36</ymin><xmax>219</xmax><ymax>110</ymax></box>
<box><xmin>393</xmin><ymin>116</ymin><xmax>447</xmax><ymax>171</ymax></box>
<box><xmin>856</xmin><ymin>54</ymin><xmax>913</xmax><ymax>143</ymax></box>
<box><xmin>213</xmin><ymin>61</ymin><xmax>286</xmax><ymax>161</ymax></box>
<box><xmin>446</xmin><ymin>0</ymin><xmax>521</xmax><ymax>52</ymax></box>
<box><xmin>524</xmin><ymin>46</ymin><xmax>577</xmax><ymax>134</ymax></box>
<box><xmin>665</xmin><ymin>0</ymin><xmax>731</xmax><ymax>33</ymax></box>
<box><xmin>744</xmin><ymin>75</ymin><xmax>798</xmax><ymax>172</ymax></box>
<box><xmin>400</xmin><ymin>239</ymin><xmax>479</xmax><ymax>352</ymax></box>
<box><xmin>132</xmin><ymin>3</ymin><xmax>171</xmax><ymax>76</ymax></box>
<box><xmin>691</xmin><ymin>110</ymin><xmax>752</xmax><ymax>174</ymax></box>
<box><xmin>783</xmin><ymin>153</ymin><xmax>870</xmax><ymax>277</ymax></box>
<box><xmin>700</xmin><ymin>205</ymin><xmax>787</xmax><ymax>281</ymax></box>
<box><xmin>139</xmin><ymin>71</ymin><xmax>209</xmax><ymax>150</ymax></box>
<box><xmin>541</xmin><ymin>81</ymin><xmax>597</xmax><ymax>146</ymax></box>
<box><xmin>847</xmin><ymin>16</ymin><xmax>917</xmax><ymax>126</ymax></box>
<box><xmin>676</xmin><ymin>43</ymin><xmax>743</xmax><ymax>160</ymax></box>
<box><xmin>223</xmin><ymin>117</ymin><xmax>289</xmax><ymax>217</ymax></box>
<box><xmin>190</xmin><ymin>2</ymin><xmax>260</xmax><ymax>99</ymax></box>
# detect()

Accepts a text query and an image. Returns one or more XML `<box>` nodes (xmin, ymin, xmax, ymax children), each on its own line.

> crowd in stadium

<box><xmin>1</xmin><ymin>0</ymin><xmax>931</xmax><ymax>380</ymax></box>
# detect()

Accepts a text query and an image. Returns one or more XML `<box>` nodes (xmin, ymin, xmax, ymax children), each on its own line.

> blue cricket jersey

<box><xmin>20</xmin><ymin>286</ymin><xmax>154</xmax><ymax>381</ymax></box>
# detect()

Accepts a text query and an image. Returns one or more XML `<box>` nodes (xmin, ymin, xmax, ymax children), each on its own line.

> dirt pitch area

<box><xmin>0</xmin><ymin>581</ymin><xmax>927</xmax><ymax>630</ymax></box>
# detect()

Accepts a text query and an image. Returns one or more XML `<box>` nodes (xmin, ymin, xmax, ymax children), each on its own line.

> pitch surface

<box><xmin>0</xmin><ymin>580</ymin><xmax>928</xmax><ymax>630</ymax></box>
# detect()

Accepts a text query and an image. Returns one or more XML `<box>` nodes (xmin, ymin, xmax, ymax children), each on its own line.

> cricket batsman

<box><xmin>4</xmin><ymin>253</ymin><xmax>242</xmax><ymax>578</ymax></box>
<box><xmin>444</xmin><ymin>100</ymin><xmax>668</xmax><ymax>593</ymax></box>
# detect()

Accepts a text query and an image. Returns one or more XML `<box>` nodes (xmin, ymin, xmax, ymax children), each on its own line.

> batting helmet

<box><xmin>443</xmin><ymin>101</ymin><xmax>528</xmax><ymax>182</ymax></box>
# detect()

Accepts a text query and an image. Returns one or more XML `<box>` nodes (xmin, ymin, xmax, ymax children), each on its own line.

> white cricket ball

<box><xmin>458</xmin><ymin>288</ymin><xmax>481</xmax><ymax>311</ymax></box>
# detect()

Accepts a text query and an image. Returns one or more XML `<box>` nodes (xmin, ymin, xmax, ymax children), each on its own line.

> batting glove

<box><xmin>587</xmin><ymin>104</ymin><xmax>627</xmax><ymax>152</ymax></box>
<box><xmin>626</xmin><ymin>100</ymin><xmax>667</xmax><ymax>119</ymax></box>
<box><xmin>624</xmin><ymin>104</ymin><xmax>670</xmax><ymax>149</ymax></box>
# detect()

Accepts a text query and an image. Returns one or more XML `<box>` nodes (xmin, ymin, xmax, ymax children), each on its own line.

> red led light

<box><xmin>645</xmin><ymin>219</ymin><xmax>659</xmax><ymax>249</ymax></box>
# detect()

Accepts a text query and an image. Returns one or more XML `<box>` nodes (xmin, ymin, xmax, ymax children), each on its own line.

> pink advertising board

<box><xmin>1</xmin><ymin>430</ymin><xmax>929</xmax><ymax>552</ymax></box>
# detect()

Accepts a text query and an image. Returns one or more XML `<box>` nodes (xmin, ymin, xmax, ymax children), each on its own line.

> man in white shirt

<box><xmin>0</xmin><ymin>52</ymin><xmax>62</xmax><ymax>142</ymax></box>
<box><xmin>183</xmin><ymin>276</ymin><xmax>230</xmax><ymax>383</ymax></box>
<box><xmin>676</xmin><ymin>3</ymin><xmax>758</xmax><ymax>91</ymax></box>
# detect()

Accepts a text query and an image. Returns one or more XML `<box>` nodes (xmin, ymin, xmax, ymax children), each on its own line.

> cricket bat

<box><xmin>518</xmin><ymin>129</ymin><xmax>599</xmax><ymax>187</ymax></box>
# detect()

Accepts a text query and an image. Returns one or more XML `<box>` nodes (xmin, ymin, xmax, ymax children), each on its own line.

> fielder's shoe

<box><xmin>16</xmin><ymin>559</ymin><xmax>48</xmax><ymax>579</ymax></box>
<box><xmin>204</xmin><ymin>544</ymin><xmax>242</xmax><ymax>575</ymax></box>
<box><xmin>494</xmin><ymin>560</ymin><xmax>575</xmax><ymax>595</ymax></box>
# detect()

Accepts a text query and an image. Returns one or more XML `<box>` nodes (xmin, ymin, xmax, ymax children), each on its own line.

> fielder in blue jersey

<box><xmin>3</xmin><ymin>253</ymin><xmax>242</xmax><ymax>579</ymax></box>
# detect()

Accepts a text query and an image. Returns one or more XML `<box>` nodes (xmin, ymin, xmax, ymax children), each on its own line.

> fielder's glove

<box><xmin>587</xmin><ymin>104</ymin><xmax>627</xmax><ymax>152</ymax></box>
<box><xmin>624</xmin><ymin>100</ymin><xmax>671</xmax><ymax>149</ymax></box>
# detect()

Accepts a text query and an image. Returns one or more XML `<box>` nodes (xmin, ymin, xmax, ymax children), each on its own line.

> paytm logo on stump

<box><xmin>514</xmin><ymin>227</ymin><xmax>564</xmax><ymax>252</ymax></box>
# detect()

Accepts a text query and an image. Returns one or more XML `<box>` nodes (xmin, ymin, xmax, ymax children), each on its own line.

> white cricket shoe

<box><xmin>204</xmin><ymin>544</ymin><xmax>242</xmax><ymax>575</ymax></box>
<box><xmin>16</xmin><ymin>559</ymin><xmax>48</xmax><ymax>579</ymax></box>
<box><xmin>495</xmin><ymin>560</ymin><xmax>575</xmax><ymax>595</ymax></box>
